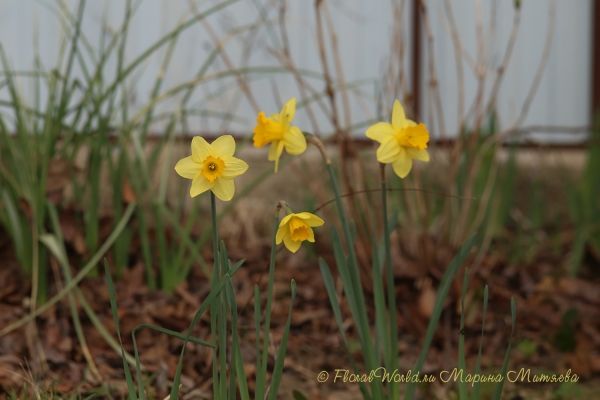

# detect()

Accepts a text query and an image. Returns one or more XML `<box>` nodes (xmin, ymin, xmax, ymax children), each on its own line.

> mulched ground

<box><xmin>1</xmin><ymin>228</ymin><xmax>600</xmax><ymax>399</ymax></box>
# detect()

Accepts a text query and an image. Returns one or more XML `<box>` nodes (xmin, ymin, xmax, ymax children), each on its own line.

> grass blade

<box><xmin>458</xmin><ymin>269</ymin><xmax>469</xmax><ymax>400</ymax></box>
<box><xmin>255</xmin><ymin>214</ymin><xmax>280</xmax><ymax>400</ymax></box>
<box><xmin>371</xmin><ymin>233</ymin><xmax>389</xmax><ymax>367</ymax></box>
<box><xmin>0</xmin><ymin>203</ymin><xmax>136</xmax><ymax>337</ymax></box>
<box><xmin>319</xmin><ymin>258</ymin><xmax>372</xmax><ymax>400</ymax></box>
<box><xmin>104</xmin><ymin>259</ymin><xmax>137</xmax><ymax>400</ymax></box>
<box><xmin>492</xmin><ymin>298</ymin><xmax>516</xmax><ymax>400</ymax></box>
<box><xmin>226</xmin><ymin>277</ymin><xmax>249</xmax><ymax>400</ymax></box>
<box><xmin>404</xmin><ymin>234</ymin><xmax>477</xmax><ymax>400</ymax></box>
<box><xmin>267</xmin><ymin>280</ymin><xmax>297</xmax><ymax>400</ymax></box>
<box><xmin>472</xmin><ymin>285</ymin><xmax>489</xmax><ymax>400</ymax></box>
<box><xmin>170</xmin><ymin>276</ymin><xmax>228</xmax><ymax>400</ymax></box>
<box><xmin>132</xmin><ymin>324</ymin><xmax>213</xmax><ymax>348</ymax></box>
<box><xmin>254</xmin><ymin>285</ymin><xmax>261</xmax><ymax>374</ymax></box>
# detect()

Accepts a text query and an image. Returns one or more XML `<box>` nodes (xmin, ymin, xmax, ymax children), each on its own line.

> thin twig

<box><xmin>268</xmin><ymin>48</ymin><xmax>324</xmax><ymax>133</ymax></box>
<box><xmin>454</xmin><ymin>0</ymin><xmax>556</xmax><ymax>244</ymax></box>
<box><xmin>483</xmin><ymin>3</ymin><xmax>522</xmax><ymax>118</ymax></box>
<box><xmin>313</xmin><ymin>187</ymin><xmax>475</xmax><ymax>213</ymax></box>
<box><xmin>314</xmin><ymin>0</ymin><xmax>355</xmax><ymax>204</ymax></box>
<box><xmin>419</xmin><ymin>0</ymin><xmax>447</xmax><ymax>141</ymax></box>
<box><xmin>443</xmin><ymin>0</ymin><xmax>466</xmax><ymax>131</ymax></box>
<box><xmin>509</xmin><ymin>0</ymin><xmax>557</xmax><ymax>132</ymax></box>
<box><xmin>187</xmin><ymin>0</ymin><xmax>260</xmax><ymax>114</ymax></box>
<box><xmin>451</xmin><ymin>0</ymin><xmax>490</xmax><ymax>244</ymax></box>
<box><xmin>322</xmin><ymin>2</ymin><xmax>352</xmax><ymax>132</ymax></box>
<box><xmin>272</xmin><ymin>0</ymin><xmax>319</xmax><ymax>129</ymax></box>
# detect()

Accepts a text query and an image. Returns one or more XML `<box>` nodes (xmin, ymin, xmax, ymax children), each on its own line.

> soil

<box><xmin>1</xmin><ymin>228</ymin><xmax>600</xmax><ymax>400</ymax></box>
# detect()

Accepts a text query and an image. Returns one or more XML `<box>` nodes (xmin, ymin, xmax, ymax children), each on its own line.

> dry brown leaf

<box><xmin>122</xmin><ymin>179</ymin><xmax>137</xmax><ymax>203</ymax></box>
<box><xmin>418</xmin><ymin>279</ymin><xmax>436</xmax><ymax>318</ymax></box>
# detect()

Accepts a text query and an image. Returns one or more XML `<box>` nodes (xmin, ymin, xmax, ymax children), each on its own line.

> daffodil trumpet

<box><xmin>252</xmin><ymin>98</ymin><xmax>307</xmax><ymax>172</ymax></box>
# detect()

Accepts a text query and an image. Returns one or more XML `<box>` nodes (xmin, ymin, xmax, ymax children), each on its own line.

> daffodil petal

<box><xmin>366</xmin><ymin>122</ymin><xmax>396</xmax><ymax>143</ymax></box>
<box><xmin>377</xmin><ymin>137</ymin><xmax>401</xmax><ymax>163</ymax></box>
<box><xmin>268</xmin><ymin>140</ymin><xmax>285</xmax><ymax>172</ymax></box>
<box><xmin>293</xmin><ymin>212</ymin><xmax>312</xmax><ymax>219</ymax></box>
<box><xmin>406</xmin><ymin>148</ymin><xmax>430</xmax><ymax>162</ymax></box>
<box><xmin>190</xmin><ymin>176</ymin><xmax>213</xmax><ymax>197</ymax></box>
<box><xmin>191</xmin><ymin>137</ymin><xmax>214</xmax><ymax>162</ymax></box>
<box><xmin>391</xmin><ymin>99</ymin><xmax>407</xmax><ymax>130</ymax></box>
<box><xmin>283</xmin><ymin>234</ymin><xmax>302</xmax><ymax>253</ymax></box>
<box><xmin>267</xmin><ymin>141</ymin><xmax>281</xmax><ymax>161</ymax></box>
<box><xmin>306</xmin><ymin>216</ymin><xmax>325</xmax><ymax>227</ymax></box>
<box><xmin>221</xmin><ymin>157</ymin><xmax>248</xmax><ymax>179</ymax></box>
<box><xmin>280</xmin><ymin>97</ymin><xmax>296</xmax><ymax>123</ymax></box>
<box><xmin>280</xmin><ymin>214</ymin><xmax>294</xmax><ymax>227</ymax></box>
<box><xmin>211</xmin><ymin>135</ymin><xmax>236</xmax><ymax>157</ymax></box>
<box><xmin>276</xmin><ymin>225</ymin><xmax>288</xmax><ymax>244</ymax></box>
<box><xmin>174</xmin><ymin>156</ymin><xmax>200</xmax><ymax>179</ymax></box>
<box><xmin>392</xmin><ymin>148</ymin><xmax>413</xmax><ymax>178</ymax></box>
<box><xmin>283</xmin><ymin>126</ymin><xmax>307</xmax><ymax>155</ymax></box>
<box><xmin>404</xmin><ymin>120</ymin><xmax>417</xmax><ymax>128</ymax></box>
<box><xmin>306</xmin><ymin>227</ymin><xmax>315</xmax><ymax>242</ymax></box>
<box><xmin>211</xmin><ymin>178</ymin><xmax>235</xmax><ymax>201</ymax></box>
<box><xmin>295</xmin><ymin>212</ymin><xmax>324</xmax><ymax>227</ymax></box>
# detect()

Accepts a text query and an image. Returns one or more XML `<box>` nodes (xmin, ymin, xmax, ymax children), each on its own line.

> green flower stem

<box><xmin>382</xmin><ymin>180</ymin><xmax>400</xmax><ymax>400</ymax></box>
<box><xmin>210</xmin><ymin>192</ymin><xmax>221</xmax><ymax>398</ymax></box>
<box><xmin>211</xmin><ymin>192</ymin><xmax>219</xmax><ymax>277</ymax></box>
<box><xmin>255</xmin><ymin>210</ymin><xmax>280</xmax><ymax>400</ymax></box>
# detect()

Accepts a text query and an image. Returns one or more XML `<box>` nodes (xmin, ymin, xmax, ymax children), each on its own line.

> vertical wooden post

<box><xmin>592</xmin><ymin>0</ymin><xmax>600</xmax><ymax>118</ymax></box>
<box><xmin>411</xmin><ymin>0</ymin><xmax>422</xmax><ymax>120</ymax></box>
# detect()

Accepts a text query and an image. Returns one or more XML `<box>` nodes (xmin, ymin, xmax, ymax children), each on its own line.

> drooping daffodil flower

<box><xmin>253</xmin><ymin>98</ymin><xmax>307</xmax><ymax>172</ymax></box>
<box><xmin>276</xmin><ymin>211</ymin><xmax>324</xmax><ymax>253</ymax></box>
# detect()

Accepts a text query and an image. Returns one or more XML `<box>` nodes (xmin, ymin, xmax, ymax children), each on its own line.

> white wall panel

<box><xmin>0</xmin><ymin>0</ymin><xmax>592</xmax><ymax>142</ymax></box>
<box><xmin>421</xmin><ymin>0</ymin><xmax>592</xmax><ymax>142</ymax></box>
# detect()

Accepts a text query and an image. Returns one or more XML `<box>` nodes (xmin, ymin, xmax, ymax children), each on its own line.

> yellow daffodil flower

<box><xmin>366</xmin><ymin>99</ymin><xmax>430</xmax><ymax>178</ymax></box>
<box><xmin>174</xmin><ymin>135</ymin><xmax>248</xmax><ymax>201</ymax></box>
<box><xmin>252</xmin><ymin>98</ymin><xmax>307</xmax><ymax>172</ymax></box>
<box><xmin>276</xmin><ymin>212</ymin><xmax>324</xmax><ymax>253</ymax></box>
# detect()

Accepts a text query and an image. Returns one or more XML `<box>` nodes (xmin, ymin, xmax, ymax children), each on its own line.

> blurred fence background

<box><xmin>0</xmin><ymin>0</ymin><xmax>594</xmax><ymax>142</ymax></box>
